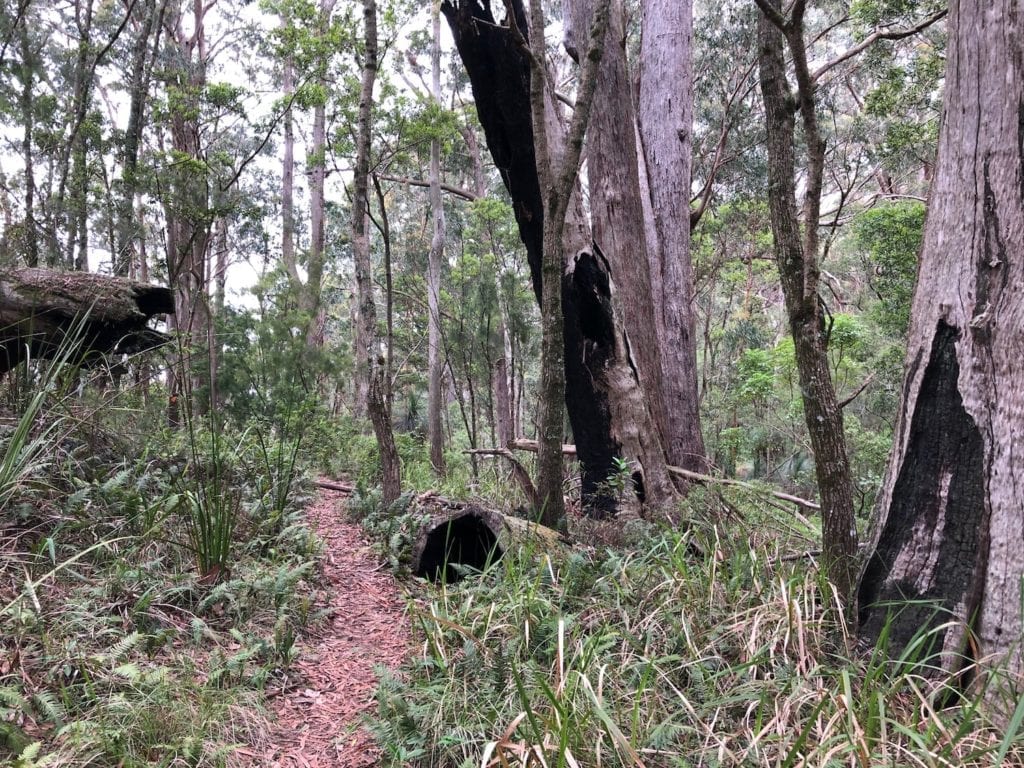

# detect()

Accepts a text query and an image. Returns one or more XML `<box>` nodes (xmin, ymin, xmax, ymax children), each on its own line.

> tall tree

<box><xmin>444</xmin><ymin>0</ymin><xmax>678</xmax><ymax>517</ymax></box>
<box><xmin>351</xmin><ymin>0</ymin><xmax>401</xmax><ymax>502</ymax></box>
<box><xmin>755</xmin><ymin>0</ymin><xmax>858</xmax><ymax>607</ymax></box>
<box><xmin>858</xmin><ymin>0</ymin><xmax>1024</xmax><ymax>680</ymax></box>
<box><xmin>427</xmin><ymin>0</ymin><xmax>446</xmax><ymax>477</ymax></box>
<box><xmin>637</xmin><ymin>0</ymin><xmax>707</xmax><ymax>474</ymax></box>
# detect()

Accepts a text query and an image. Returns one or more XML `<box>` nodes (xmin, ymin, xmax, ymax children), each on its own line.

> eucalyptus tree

<box><xmin>351</xmin><ymin>0</ymin><xmax>401</xmax><ymax>502</ymax></box>
<box><xmin>859</xmin><ymin>0</ymin><xmax>1024</xmax><ymax>683</ymax></box>
<box><xmin>444</xmin><ymin>0</ymin><xmax>702</xmax><ymax>521</ymax></box>
<box><xmin>754</xmin><ymin>0</ymin><xmax>946</xmax><ymax>608</ymax></box>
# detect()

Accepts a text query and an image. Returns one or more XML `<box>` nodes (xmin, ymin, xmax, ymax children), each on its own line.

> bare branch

<box><xmin>811</xmin><ymin>10</ymin><xmax>947</xmax><ymax>83</ymax></box>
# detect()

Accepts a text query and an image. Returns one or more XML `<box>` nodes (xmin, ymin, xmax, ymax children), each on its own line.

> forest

<box><xmin>1</xmin><ymin>0</ymin><xmax>1022</xmax><ymax>764</ymax></box>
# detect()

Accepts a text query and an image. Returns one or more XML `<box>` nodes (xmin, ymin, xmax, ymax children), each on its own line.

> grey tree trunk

<box><xmin>427</xmin><ymin>0</ymin><xmax>447</xmax><ymax>477</ymax></box>
<box><xmin>637</xmin><ymin>0</ymin><xmax>707</xmax><ymax>475</ymax></box>
<box><xmin>115</xmin><ymin>0</ymin><xmax>160</xmax><ymax>276</ymax></box>
<box><xmin>351</xmin><ymin>0</ymin><xmax>401</xmax><ymax>503</ymax></box>
<box><xmin>858</xmin><ymin>0</ymin><xmax>1024</xmax><ymax>682</ymax></box>
<box><xmin>756</xmin><ymin>0</ymin><xmax>858</xmax><ymax>608</ymax></box>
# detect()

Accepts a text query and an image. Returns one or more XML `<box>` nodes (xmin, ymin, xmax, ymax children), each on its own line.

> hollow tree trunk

<box><xmin>0</xmin><ymin>267</ymin><xmax>172</xmax><ymax>374</ymax></box>
<box><xmin>442</xmin><ymin>0</ymin><xmax>675</xmax><ymax>516</ymax></box>
<box><xmin>858</xmin><ymin>0</ymin><xmax>1024</xmax><ymax>682</ymax></box>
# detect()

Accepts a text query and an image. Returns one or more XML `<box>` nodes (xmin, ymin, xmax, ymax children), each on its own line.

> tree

<box><xmin>444</xmin><ymin>0</ymin><xmax>686</xmax><ymax>518</ymax></box>
<box><xmin>523</xmin><ymin>0</ymin><xmax>610</xmax><ymax>527</ymax></box>
<box><xmin>427</xmin><ymin>0</ymin><xmax>446</xmax><ymax>478</ymax></box>
<box><xmin>755</xmin><ymin>0</ymin><xmax>859</xmax><ymax>609</ymax></box>
<box><xmin>858</xmin><ymin>0</ymin><xmax>1024</xmax><ymax>682</ymax></box>
<box><xmin>351</xmin><ymin>0</ymin><xmax>401</xmax><ymax>503</ymax></box>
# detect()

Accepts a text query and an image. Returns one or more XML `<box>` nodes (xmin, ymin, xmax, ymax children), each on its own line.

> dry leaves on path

<box><xmin>263</xmin><ymin>487</ymin><xmax>411</xmax><ymax>768</ymax></box>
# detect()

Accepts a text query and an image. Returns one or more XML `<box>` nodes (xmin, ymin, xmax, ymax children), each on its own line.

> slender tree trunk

<box><xmin>164</xmin><ymin>0</ymin><xmax>213</xmax><ymax>417</ymax></box>
<box><xmin>305</xmin><ymin>0</ymin><xmax>329</xmax><ymax>345</ymax></box>
<box><xmin>427</xmin><ymin>0</ymin><xmax>447</xmax><ymax>477</ymax></box>
<box><xmin>352</xmin><ymin>0</ymin><xmax>400</xmax><ymax>502</ymax></box>
<box><xmin>757</xmin><ymin>0</ymin><xmax>857</xmax><ymax>608</ymax></box>
<box><xmin>18</xmin><ymin>23</ymin><xmax>38</xmax><ymax>267</ymax></box>
<box><xmin>115</xmin><ymin>0</ymin><xmax>160</xmax><ymax>275</ymax></box>
<box><xmin>280</xmin><ymin>28</ymin><xmax>298</xmax><ymax>289</ymax></box>
<box><xmin>859</xmin><ymin>0</ymin><xmax>1024</xmax><ymax>683</ymax></box>
<box><xmin>637</xmin><ymin>0</ymin><xmax>706</xmax><ymax>474</ymax></box>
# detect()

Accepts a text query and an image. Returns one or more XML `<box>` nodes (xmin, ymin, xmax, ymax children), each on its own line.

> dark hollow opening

<box><xmin>414</xmin><ymin>514</ymin><xmax>504</xmax><ymax>583</ymax></box>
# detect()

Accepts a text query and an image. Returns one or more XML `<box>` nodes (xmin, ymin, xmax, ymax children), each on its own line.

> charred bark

<box><xmin>442</xmin><ymin>0</ymin><xmax>671</xmax><ymax>516</ymax></box>
<box><xmin>858</xmin><ymin>0</ymin><xmax>1024</xmax><ymax>684</ymax></box>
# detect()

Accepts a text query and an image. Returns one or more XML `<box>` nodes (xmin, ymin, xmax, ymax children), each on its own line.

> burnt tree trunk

<box><xmin>858</xmin><ymin>0</ymin><xmax>1024</xmax><ymax>682</ymax></box>
<box><xmin>442</xmin><ymin>0</ymin><xmax>674</xmax><ymax>516</ymax></box>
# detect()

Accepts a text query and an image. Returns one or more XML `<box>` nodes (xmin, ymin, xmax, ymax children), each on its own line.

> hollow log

<box><xmin>0</xmin><ymin>267</ymin><xmax>173</xmax><ymax>374</ymax></box>
<box><xmin>410</xmin><ymin>497</ymin><xmax>566</xmax><ymax>583</ymax></box>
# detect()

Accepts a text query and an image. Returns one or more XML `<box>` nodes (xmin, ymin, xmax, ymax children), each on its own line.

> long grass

<box><xmin>367</xmin><ymin>513</ymin><xmax>1024</xmax><ymax>767</ymax></box>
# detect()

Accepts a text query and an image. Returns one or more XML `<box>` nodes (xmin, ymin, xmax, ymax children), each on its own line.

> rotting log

<box><xmin>410</xmin><ymin>496</ymin><xmax>566</xmax><ymax>583</ymax></box>
<box><xmin>0</xmin><ymin>267</ymin><xmax>173</xmax><ymax>374</ymax></box>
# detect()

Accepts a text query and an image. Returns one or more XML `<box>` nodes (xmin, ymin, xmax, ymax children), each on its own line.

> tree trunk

<box><xmin>18</xmin><ymin>22</ymin><xmax>38</xmax><ymax>268</ymax></box>
<box><xmin>858</xmin><ymin>0</ymin><xmax>1024</xmax><ymax>682</ymax></box>
<box><xmin>442</xmin><ymin>0</ymin><xmax>673</xmax><ymax>518</ymax></box>
<box><xmin>352</xmin><ymin>0</ymin><xmax>401</xmax><ymax>503</ymax></box>
<box><xmin>427</xmin><ymin>0</ymin><xmax>447</xmax><ymax>477</ymax></box>
<box><xmin>115</xmin><ymin>0</ymin><xmax>160</xmax><ymax>276</ymax></box>
<box><xmin>757</xmin><ymin>1</ymin><xmax>857</xmax><ymax>608</ymax></box>
<box><xmin>637</xmin><ymin>0</ymin><xmax>707</xmax><ymax>475</ymax></box>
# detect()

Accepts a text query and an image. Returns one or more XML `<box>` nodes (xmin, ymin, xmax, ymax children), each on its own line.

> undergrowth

<box><xmin>1</xmin><ymin>361</ymin><xmax>324</xmax><ymax>767</ymax></box>
<box><xmin>358</xmin><ymin>494</ymin><xmax>1024</xmax><ymax>767</ymax></box>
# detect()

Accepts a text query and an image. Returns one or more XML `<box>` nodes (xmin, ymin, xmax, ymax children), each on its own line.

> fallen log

<box><xmin>409</xmin><ymin>495</ymin><xmax>566</xmax><ymax>583</ymax></box>
<box><xmin>0</xmin><ymin>267</ymin><xmax>173</xmax><ymax>374</ymax></box>
<box><xmin>508</xmin><ymin>437</ymin><xmax>820</xmax><ymax>511</ymax></box>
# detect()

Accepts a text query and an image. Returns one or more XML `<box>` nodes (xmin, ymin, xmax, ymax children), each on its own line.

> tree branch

<box><xmin>811</xmin><ymin>10</ymin><xmax>947</xmax><ymax>83</ymax></box>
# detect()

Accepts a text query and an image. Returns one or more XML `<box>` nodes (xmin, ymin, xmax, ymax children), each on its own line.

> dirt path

<box><xmin>262</xmin><ymin>487</ymin><xmax>411</xmax><ymax>767</ymax></box>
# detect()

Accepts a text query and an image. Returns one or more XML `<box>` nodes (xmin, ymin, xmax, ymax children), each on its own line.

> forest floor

<box><xmin>259</xmin><ymin>486</ymin><xmax>410</xmax><ymax>768</ymax></box>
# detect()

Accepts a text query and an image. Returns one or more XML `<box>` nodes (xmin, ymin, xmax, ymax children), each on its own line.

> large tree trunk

<box><xmin>858</xmin><ymin>0</ymin><xmax>1024</xmax><ymax>682</ymax></box>
<box><xmin>0</xmin><ymin>267</ymin><xmax>172</xmax><ymax>374</ymax></box>
<box><xmin>637</xmin><ymin>0</ymin><xmax>707</xmax><ymax>475</ymax></box>
<box><xmin>442</xmin><ymin>0</ymin><xmax>674</xmax><ymax>517</ymax></box>
<box><xmin>757</xmin><ymin>0</ymin><xmax>858</xmax><ymax>608</ymax></box>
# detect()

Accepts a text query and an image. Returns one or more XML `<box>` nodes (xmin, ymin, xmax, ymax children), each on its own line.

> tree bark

<box><xmin>858</xmin><ymin>0</ymin><xmax>1024</xmax><ymax>683</ymax></box>
<box><xmin>351</xmin><ymin>0</ymin><xmax>401</xmax><ymax>503</ymax></box>
<box><xmin>637</xmin><ymin>0</ymin><xmax>707</xmax><ymax>475</ymax></box>
<box><xmin>115</xmin><ymin>0</ymin><xmax>161</xmax><ymax>276</ymax></box>
<box><xmin>427</xmin><ymin>0</ymin><xmax>447</xmax><ymax>477</ymax></box>
<box><xmin>0</xmin><ymin>267</ymin><xmax>172</xmax><ymax>374</ymax></box>
<box><xmin>756</xmin><ymin>0</ymin><xmax>858</xmax><ymax>608</ymax></box>
<box><xmin>442</xmin><ymin>0</ymin><xmax>673</xmax><ymax>518</ymax></box>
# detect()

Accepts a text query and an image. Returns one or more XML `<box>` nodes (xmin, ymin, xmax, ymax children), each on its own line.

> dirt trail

<box><xmin>261</xmin><ymin>487</ymin><xmax>411</xmax><ymax>767</ymax></box>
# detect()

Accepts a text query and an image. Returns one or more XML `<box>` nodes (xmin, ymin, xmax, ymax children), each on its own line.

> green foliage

<box><xmin>365</xmin><ymin>512</ymin><xmax>1023</xmax><ymax>767</ymax></box>
<box><xmin>853</xmin><ymin>202</ymin><xmax>926</xmax><ymax>336</ymax></box>
<box><xmin>1</xmin><ymin>357</ymin><xmax>321</xmax><ymax>765</ymax></box>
